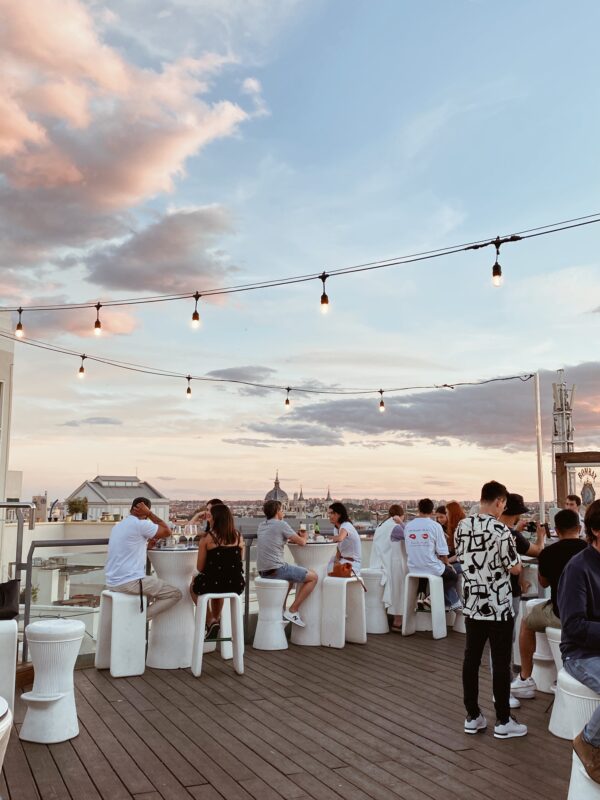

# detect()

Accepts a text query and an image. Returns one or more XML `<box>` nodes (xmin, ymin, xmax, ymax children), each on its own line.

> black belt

<box><xmin>138</xmin><ymin>578</ymin><xmax>144</xmax><ymax>613</ymax></box>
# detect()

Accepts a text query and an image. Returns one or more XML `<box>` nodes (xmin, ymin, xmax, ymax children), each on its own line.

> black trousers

<box><xmin>463</xmin><ymin>616</ymin><xmax>514</xmax><ymax>724</ymax></box>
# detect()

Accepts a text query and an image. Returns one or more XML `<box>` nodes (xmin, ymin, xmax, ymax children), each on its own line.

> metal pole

<box><xmin>534</xmin><ymin>372</ymin><xmax>546</xmax><ymax>524</ymax></box>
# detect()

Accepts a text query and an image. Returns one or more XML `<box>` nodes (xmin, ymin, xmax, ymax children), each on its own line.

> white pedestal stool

<box><xmin>253</xmin><ymin>577</ymin><xmax>289</xmax><ymax>650</ymax></box>
<box><xmin>546</xmin><ymin>627</ymin><xmax>571</xmax><ymax>739</ymax></box>
<box><xmin>0</xmin><ymin>697</ymin><xmax>12</xmax><ymax>774</ymax></box>
<box><xmin>525</xmin><ymin>599</ymin><xmax>556</xmax><ymax>693</ymax></box>
<box><xmin>558</xmin><ymin>667</ymin><xmax>600</xmax><ymax>739</ymax></box>
<box><xmin>360</xmin><ymin>568</ymin><xmax>389</xmax><ymax>634</ymax></box>
<box><xmin>191</xmin><ymin>593</ymin><xmax>244</xmax><ymax>677</ymax></box>
<box><xmin>568</xmin><ymin>751</ymin><xmax>600</xmax><ymax>800</ymax></box>
<box><xmin>321</xmin><ymin>576</ymin><xmax>367</xmax><ymax>648</ymax></box>
<box><xmin>95</xmin><ymin>590</ymin><xmax>147</xmax><ymax>678</ymax></box>
<box><xmin>402</xmin><ymin>573</ymin><xmax>447</xmax><ymax>639</ymax></box>
<box><xmin>0</xmin><ymin>620</ymin><xmax>18</xmax><ymax>713</ymax></box>
<box><xmin>20</xmin><ymin>618</ymin><xmax>85</xmax><ymax>744</ymax></box>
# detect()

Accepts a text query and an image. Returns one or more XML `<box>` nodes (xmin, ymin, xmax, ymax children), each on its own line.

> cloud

<box><xmin>222</xmin><ymin>437</ymin><xmax>276</xmax><ymax>448</ymax></box>
<box><xmin>248</xmin><ymin>364</ymin><xmax>600</xmax><ymax>453</ymax></box>
<box><xmin>0</xmin><ymin>0</ymin><xmax>255</xmax><ymax>280</ymax></box>
<box><xmin>241</xmin><ymin>76</ymin><xmax>269</xmax><ymax>117</ymax></box>
<box><xmin>206</xmin><ymin>364</ymin><xmax>278</xmax><ymax>396</ymax></box>
<box><xmin>61</xmin><ymin>416</ymin><xmax>123</xmax><ymax>427</ymax></box>
<box><xmin>81</xmin><ymin>206</ymin><xmax>236</xmax><ymax>293</ymax></box>
<box><xmin>247</xmin><ymin>420</ymin><xmax>345</xmax><ymax>447</ymax></box>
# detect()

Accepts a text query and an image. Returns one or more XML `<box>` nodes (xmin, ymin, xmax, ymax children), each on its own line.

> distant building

<box><xmin>65</xmin><ymin>475</ymin><xmax>169</xmax><ymax>521</ymax></box>
<box><xmin>32</xmin><ymin>493</ymin><xmax>48</xmax><ymax>523</ymax></box>
<box><xmin>264</xmin><ymin>471</ymin><xmax>288</xmax><ymax>509</ymax></box>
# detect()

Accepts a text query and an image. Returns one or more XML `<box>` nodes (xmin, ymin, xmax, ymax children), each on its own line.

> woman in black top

<box><xmin>190</xmin><ymin>504</ymin><xmax>245</xmax><ymax>639</ymax></box>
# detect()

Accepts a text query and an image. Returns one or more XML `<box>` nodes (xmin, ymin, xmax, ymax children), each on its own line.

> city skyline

<box><xmin>1</xmin><ymin>1</ymin><xmax>599</xmax><ymax>500</ymax></box>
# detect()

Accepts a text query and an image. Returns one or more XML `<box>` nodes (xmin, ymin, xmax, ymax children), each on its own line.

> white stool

<box><xmin>546</xmin><ymin>628</ymin><xmax>571</xmax><ymax>739</ymax></box>
<box><xmin>321</xmin><ymin>577</ymin><xmax>367</xmax><ymax>648</ymax></box>
<box><xmin>526</xmin><ymin>599</ymin><xmax>557</xmax><ymax>693</ymax></box>
<box><xmin>253</xmin><ymin>577</ymin><xmax>288</xmax><ymax>650</ymax></box>
<box><xmin>191</xmin><ymin>593</ymin><xmax>244</xmax><ymax>677</ymax></box>
<box><xmin>559</xmin><ymin>667</ymin><xmax>600</xmax><ymax>739</ymax></box>
<box><xmin>569</xmin><ymin>751</ymin><xmax>600</xmax><ymax>800</ymax></box>
<box><xmin>0</xmin><ymin>620</ymin><xmax>18</xmax><ymax>713</ymax></box>
<box><xmin>20</xmin><ymin>618</ymin><xmax>85</xmax><ymax>743</ymax></box>
<box><xmin>95</xmin><ymin>590</ymin><xmax>147</xmax><ymax>678</ymax></box>
<box><xmin>0</xmin><ymin>697</ymin><xmax>12</xmax><ymax>773</ymax></box>
<box><xmin>402</xmin><ymin>573</ymin><xmax>447</xmax><ymax>639</ymax></box>
<box><xmin>360</xmin><ymin>569</ymin><xmax>389</xmax><ymax>634</ymax></box>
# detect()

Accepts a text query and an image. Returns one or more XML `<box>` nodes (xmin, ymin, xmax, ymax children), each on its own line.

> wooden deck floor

<box><xmin>2</xmin><ymin>631</ymin><xmax>571</xmax><ymax>800</ymax></box>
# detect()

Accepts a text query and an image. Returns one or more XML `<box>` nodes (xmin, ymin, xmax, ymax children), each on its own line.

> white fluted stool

<box><xmin>360</xmin><ymin>568</ymin><xmax>389</xmax><ymax>634</ymax></box>
<box><xmin>95</xmin><ymin>590</ymin><xmax>147</xmax><ymax>677</ymax></box>
<box><xmin>0</xmin><ymin>697</ymin><xmax>12</xmax><ymax>773</ymax></box>
<box><xmin>559</xmin><ymin>667</ymin><xmax>600</xmax><ymax>739</ymax></box>
<box><xmin>526</xmin><ymin>599</ymin><xmax>556</xmax><ymax>693</ymax></box>
<box><xmin>0</xmin><ymin>620</ymin><xmax>18</xmax><ymax>713</ymax></box>
<box><xmin>20</xmin><ymin>618</ymin><xmax>85</xmax><ymax>743</ymax></box>
<box><xmin>568</xmin><ymin>751</ymin><xmax>600</xmax><ymax>799</ymax></box>
<box><xmin>191</xmin><ymin>593</ymin><xmax>244</xmax><ymax>677</ymax></box>
<box><xmin>402</xmin><ymin>573</ymin><xmax>447</xmax><ymax>639</ymax></box>
<box><xmin>546</xmin><ymin>628</ymin><xmax>571</xmax><ymax>739</ymax></box>
<box><xmin>321</xmin><ymin>576</ymin><xmax>367</xmax><ymax>648</ymax></box>
<box><xmin>253</xmin><ymin>577</ymin><xmax>289</xmax><ymax>650</ymax></box>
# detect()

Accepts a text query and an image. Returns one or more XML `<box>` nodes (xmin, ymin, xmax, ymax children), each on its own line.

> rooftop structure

<box><xmin>264</xmin><ymin>471</ymin><xmax>288</xmax><ymax>506</ymax></box>
<box><xmin>65</xmin><ymin>475</ymin><xmax>169</xmax><ymax>521</ymax></box>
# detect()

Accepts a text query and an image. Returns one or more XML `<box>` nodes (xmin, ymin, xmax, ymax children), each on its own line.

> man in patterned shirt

<box><xmin>456</xmin><ymin>480</ymin><xmax>526</xmax><ymax>740</ymax></box>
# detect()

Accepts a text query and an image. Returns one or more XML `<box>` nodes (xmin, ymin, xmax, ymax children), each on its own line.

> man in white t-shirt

<box><xmin>105</xmin><ymin>497</ymin><xmax>182</xmax><ymax>618</ymax></box>
<box><xmin>404</xmin><ymin>497</ymin><xmax>461</xmax><ymax>612</ymax></box>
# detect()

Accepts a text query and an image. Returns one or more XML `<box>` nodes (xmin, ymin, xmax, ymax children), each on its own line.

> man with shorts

<box><xmin>511</xmin><ymin>509</ymin><xmax>586</xmax><ymax>699</ymax></box>
<box><xmin>105</xmin><ymin>497</ymin><xmax>182</xmax><ymax>618</ymax></box>
<box><xmin>257</xmin><ymin>500</ymin><xmax>317</xmax><ymax>627</ymax></box>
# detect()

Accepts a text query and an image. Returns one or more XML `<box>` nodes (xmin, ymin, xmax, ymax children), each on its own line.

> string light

<box><xmin>191</xmin><ymin>292</ymin><xmax>201</xmax><ymax>329</ymax></box>
<box><xmin>78</xmin><ymin>355</ymin><xmax>86</xmax><ymax>379</ymax></box>
<box><xmin>15</xmin><ymin>307</ymin><xmax>24</xmax><ymax>338</ymax></box>
<box><xmin>319</xmin><ymin>272</ymin><xmax>329</xmax><ymax>313</ymax></box>
<box><xmin>379</xmin><ymin>389</ymin><xmax>385</xmax><ymax>413</ymax></box>
<box><xmin>0</xmin><ymin>328</ymin><xmax>536</xmax><ymax>407</ymax></box>
<box><xmin>285</xmin><ymin>387</ymin><xmax>291</xmax><ymax>410</ymax></box>
<box><xmin>94</xmin><ymin>303</ymin><xmax>102</xmax><ymax>336</ymax></box>
<box><xmin>492</xmin><ymin>238</ymin><xmax>503</xmax><ymax>287</ymax></box>
<box><xmin>186</xmin><ymin>375</ymin><xmax>192</xmax><ymax>398</ymax></box>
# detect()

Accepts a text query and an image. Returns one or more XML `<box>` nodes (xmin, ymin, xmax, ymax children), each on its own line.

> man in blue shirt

<box><xmin>558</xmin><ymin>501</ymin><xmax>600</xmax><ymax>782</ymax></box>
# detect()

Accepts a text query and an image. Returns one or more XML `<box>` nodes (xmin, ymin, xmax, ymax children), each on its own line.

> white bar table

<box><xmin>146</xmin><ymin>548</ymin><xmax>197</xmax><ymax>669</ymax></box>
<box><xmin>288</xmin><ymin>542</ymin><xmax>337</xmax><ymax>646</ymax></box>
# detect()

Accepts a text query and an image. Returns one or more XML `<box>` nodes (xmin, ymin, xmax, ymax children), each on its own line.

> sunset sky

<box><xmin>2</xmin><ymin>0</ymin><xmax>599</xmax><ymax>502</ymax></box>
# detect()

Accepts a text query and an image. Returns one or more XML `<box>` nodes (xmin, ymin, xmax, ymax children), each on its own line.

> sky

<box><xmin>1</xmin><ymin>0</ymin><xmax>599</xmax><ymax>502</ymax></box>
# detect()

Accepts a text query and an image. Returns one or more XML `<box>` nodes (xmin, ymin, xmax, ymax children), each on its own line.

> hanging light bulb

<box><xmin>78</xmin><ymin>355</ymin><xmax>86</xmax><ymax>379</ymax></box>
<box><xmin>15</xmin><ymin>307</ymin><xmax>24</xmax><ymax>338</ymax></box>
<box><xmin>94</xmin><ymin>302</ymin><xmax>102</xmax><ymax>335</ymax></box>
<box><xmin>191</xmin><ymin>291</ymin><xmax>201</xmax><ymax>329</ymax></box>
<box><xmin>284</xmin><ymin>387</ymin><xmax>291</xmax><ymax>410</ymax></box>
<box><xmin>319</xmin><ymin>272</ymin><xmax>329</xmax><ymax>313</ymax></box>
<box><xmin>186</xmin><ymin>375</ymin><xmax>192</xmax><ymax>398</ymax></box>
<box><xmin>492</xmin><ymin>259</ymin><xmax>503</xmax><ymax>287</ymax></box>
<box><xmin>379</xmin><ymin>389</ymin><xmax>385</xmax><ymax>413</ymax></box>
<box><xmin>492</xmin><ymin>238</ymin><xmax>503</xmax><ymax>287</ymax></box>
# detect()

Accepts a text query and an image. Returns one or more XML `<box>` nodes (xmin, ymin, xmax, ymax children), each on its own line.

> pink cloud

<box><xmin>0</xmin><ymin>0</ymin><xmax>248</xmax><ymax>209</ymax></box>
<box><xmin>15</xmin><ymin>303</ymin><xmax>138</xmax><ymax>340</ymax></box>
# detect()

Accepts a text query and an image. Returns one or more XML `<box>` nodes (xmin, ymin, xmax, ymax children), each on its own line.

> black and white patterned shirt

<box><xmin>456</xmin><ymin>514</ymin><xmax>520</xmax><ymax>621</ymax></box>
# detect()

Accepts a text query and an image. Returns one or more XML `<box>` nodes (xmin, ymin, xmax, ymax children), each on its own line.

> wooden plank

<box><xmin>21</xmin><ymin>741</ymin><xmax>71</xmax><ymax>800</ymax></box>
<box><xmin>47</xmin><ymin>742</ymin><xmax>102</xmax><ymax>800</ymax></box>
<box><xmin>2</xmin><ymin>730</ymin><xmax>41</xmax><ymax>800</ymax></box>
<box><xmin>68</xmin><ymin>722</ymin><xmax>132</xmax><ymax>800</ymax></box>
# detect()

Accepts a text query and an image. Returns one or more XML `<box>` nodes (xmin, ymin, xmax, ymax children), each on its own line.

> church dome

<box><xmin>265</xmin><ymin>472</ymin><xmax>288</xmax><ymax>504</ymax></box>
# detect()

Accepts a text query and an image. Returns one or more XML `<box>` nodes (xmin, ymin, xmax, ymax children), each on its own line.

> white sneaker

<box><xmin>494</xmin><ymin>717</ymin><xmax>528</xmax><ymax>739</ymax></box>
<box><xmin>509</xmin><ymin>695</ymin><xmax>521</xmax><ymax>709</ymax></box>
<box><xmin>510</xmin><ymin>674</ymin><xmax>536</xmax><ymax>699</ymax></box>
<box><xmin>464</xmin><ymin>714</ymin><xmax>487</xmax><ymax>735</ymax></box>
<box><xmin>283</xmin><ymin>610</ymin><xmax>306</xmax><ymax>627</ymax></box>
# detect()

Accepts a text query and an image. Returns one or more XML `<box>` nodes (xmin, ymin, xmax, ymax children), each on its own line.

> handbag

<box><xmin>0</xmin><ymin>579</ymin><xmax>19</xmax><ymax>620</ymax></box>
<box><xmin>328</xmin><ymin>562</ymin><xmax>352</xmax><ymax>578</ymax></box>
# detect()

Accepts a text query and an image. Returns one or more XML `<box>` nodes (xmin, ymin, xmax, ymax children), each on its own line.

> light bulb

<box><xmin>492</xmin><ymin>260</ymin><xmax>503</xmax><ymax>287</ymax></box>
<box><xmin>320</xmin><ymin>293</ymin><xmax>329</xmax><ymax>313</ymax></box>
<box><xmin>285</xmin><ymin>388</ymin><xmax>291</xmax><ymax>409</ymax></box>
<box><xmin>191</xmin><ymin>312</ymin><xmax>200</xmax><ymax>329</ymax></box>
<box><xmin>78</xmin><ymin>365</ymin><xmax>85</xmax><ymax>379</ymax></box>
<box><xmin>15</xmin><ymin>307</ymin><xmax>23</xmax><ymax>337</ymax></box>
<box><xmin>186</xmin><ymin>376</ymin><xmax>192</xmax><ymax>398</ymax></box>
<box><xmin>94</xmin><ymin>321</ymin><xmax>102</xmax><ymax>336</ymax></box>
<box><xmin>379</xmin><ymin>390</ymin><xmax>385</xmax><ymax>412</ymax></box>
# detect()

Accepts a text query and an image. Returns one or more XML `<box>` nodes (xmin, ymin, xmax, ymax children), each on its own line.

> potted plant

<box><xmin>67</xmin><ymin>497</ymin><xmax>88</xmax><ymax>520</ymax></box>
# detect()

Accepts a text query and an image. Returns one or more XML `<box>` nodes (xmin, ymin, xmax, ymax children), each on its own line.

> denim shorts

<box><xmin>260</xmin><ymin>564</ymin><xmax>308</xmax><ymax>583</ymax></box>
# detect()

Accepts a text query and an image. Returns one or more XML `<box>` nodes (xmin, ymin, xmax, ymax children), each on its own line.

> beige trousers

<box><xmin>108</xmin><ymin>576</ymin><xmax>182</xmax><ymax>620</ymax></box>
